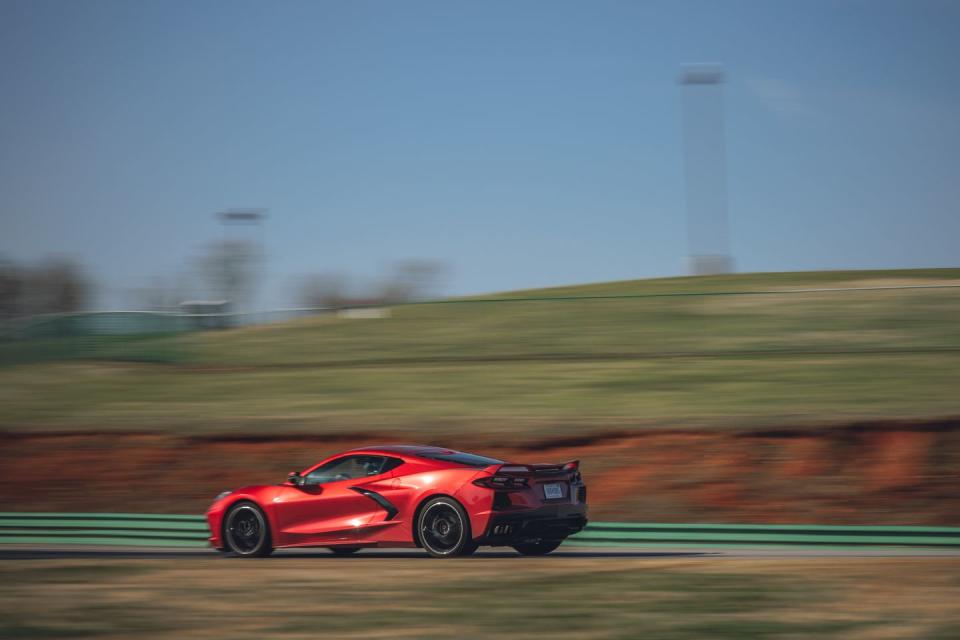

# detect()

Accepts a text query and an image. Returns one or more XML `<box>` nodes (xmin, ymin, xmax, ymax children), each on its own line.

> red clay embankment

<box><xmin>2</xmin><ymin>419</ymin><xmax>958</xmax><ymax>524</ymax></box>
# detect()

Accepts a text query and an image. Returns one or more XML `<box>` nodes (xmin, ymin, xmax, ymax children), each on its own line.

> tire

<box><xmin>329</xmin><ymin>547</ymin><xmax>361</xmax><ymax>556</ymax></box>
<box><xmin>512</xmin><ymin>539</ymin><xmax>563</xmax><ymax>556</ymax></box>
<box><xmin>223</xmin><ymin>501</ymin><xmax>273</xmax><ymax>557</ymax></box>
<box><xmin>417</xmin><ymin>497</ymin><xmax>475</xmax><ymax>558</ymax></box>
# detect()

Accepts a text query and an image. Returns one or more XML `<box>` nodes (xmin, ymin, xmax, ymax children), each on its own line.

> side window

<box><xmin>305</xmin><ymin>455</ymin><xmax>392</xmax><ymax>485</ymax></box>
<box><xmin>381</xmin><ymin>457</ymin><xmax>405</xmax><ymax>474</ymax></box>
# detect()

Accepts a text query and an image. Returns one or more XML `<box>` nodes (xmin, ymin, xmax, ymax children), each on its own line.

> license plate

<box><xmin>543</xmin><ymin>483</ymin><xmax>564</xmax><ymax>499</ymax></box>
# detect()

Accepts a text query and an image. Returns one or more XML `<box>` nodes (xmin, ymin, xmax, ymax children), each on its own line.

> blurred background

<box><xmin>1</xmin><ymin>1</ymin><xmax>960</xmax><ymax>637</ymax></box>
<box><xmin>2</xmin><ymin>0</ymin><xmax>959</xmax><ymax>521</ymax></box>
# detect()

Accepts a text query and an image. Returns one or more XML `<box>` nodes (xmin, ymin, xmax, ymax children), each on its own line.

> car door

<box><xmin>273</xmin><ymin>455</ymin><xmax>400</xmax><ymax>546</ymax></box>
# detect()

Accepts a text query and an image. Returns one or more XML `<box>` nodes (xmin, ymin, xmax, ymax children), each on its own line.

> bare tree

<box><xmin>298</xmin><ymin>273</ymin><xmax>348</xmax><ymax>309</ymax></box>
<box><xmin>0</xmin><ymin>258</ymin><xmax>23</xmax><ymax>318</ymax></box>
<box><xmin>15</xmin><ymin>258</ymin><xmax>91</xmax><ymax>316</ymax></box>
<box><xmin>380</xmin><ymin>260</ymin><xmax>446</xmax><ymax>304</ymax></box>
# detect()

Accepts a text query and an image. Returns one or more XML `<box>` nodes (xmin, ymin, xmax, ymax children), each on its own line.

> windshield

<box><xmin>417</xmin><ymin>450</ymin><xmax>503</xmax><ymax>468</ymax></box>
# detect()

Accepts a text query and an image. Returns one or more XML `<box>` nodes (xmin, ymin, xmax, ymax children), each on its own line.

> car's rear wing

<box><xmin>474</xmin><ymin>460</ymin><xmax>580</xmax><ymax>489</ymax></box>
<box><xmin>501</xmin><ymin>460</ymin><xmax>578</xmax><ymax>475</ymax></box>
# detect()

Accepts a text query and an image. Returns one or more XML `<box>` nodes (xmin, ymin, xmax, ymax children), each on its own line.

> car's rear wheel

<box><xmin>223</xmin><ymin>502</ymin><xmax>273</xmax><ymax>557</ymax></box>
<box><xmin>512</xmin><ymin>539</ymin><xmax>563</xmax><ymax>556</ymax></box>
<box><xmin>417</xmin><ymin>497</ymin><xmax>475</xmax><ymax>558</ymax></box>
<box><xmin>329</xmin><ymin>546</ymin><xmax>361</xmax><ymax>556</ymax></box>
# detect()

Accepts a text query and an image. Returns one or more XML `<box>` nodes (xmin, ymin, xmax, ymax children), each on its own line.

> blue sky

<box><xmin>1</xmin><ymin>0</ymin><xmax>958</xmax><ymax>306</ymax></box>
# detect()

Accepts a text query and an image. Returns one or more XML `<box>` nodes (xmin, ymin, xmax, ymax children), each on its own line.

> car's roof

<box><xmin>346</xmin><ymin>444</ymin><xmax>457</xmax><ymax>456</ymax></box>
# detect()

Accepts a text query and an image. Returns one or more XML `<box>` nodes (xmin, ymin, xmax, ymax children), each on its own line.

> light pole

<box><xmin>679</xmin><ymin>64</ymin><xmax>733</xmax><ymax>275</ymax></box>
<box><xmin>216</xmin><ymin>208</ymin><xmax>268</xmax><ymax>323</ymax></box>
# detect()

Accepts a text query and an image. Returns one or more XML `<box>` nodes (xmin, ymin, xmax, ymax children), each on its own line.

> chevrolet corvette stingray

<box><xmin>206</xmin><ymin>445</ymin><xmax>587</xmax><ymax>557</ymax></box>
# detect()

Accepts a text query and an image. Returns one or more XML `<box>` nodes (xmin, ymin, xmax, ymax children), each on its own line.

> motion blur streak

<box><xmin>2</xmin><ymin>0</ymin><xmax>960</xmax><ymax>637</ymax></box>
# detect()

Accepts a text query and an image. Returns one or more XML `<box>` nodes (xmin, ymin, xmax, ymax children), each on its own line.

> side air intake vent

<box><xmin>493</xmin><ymin>492</ymin><xmax>512</xmax><ymax>510</ymax></box>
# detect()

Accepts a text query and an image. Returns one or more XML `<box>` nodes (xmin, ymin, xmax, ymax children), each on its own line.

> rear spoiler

<box><xmin>482</xmin><ymin>460</ymin><xmax>579</xmax><ymax>476</ymax></box>
<box><xmin>475</xmin><ymin>460</ymin><xmax>580</xmax><ymax>490</ymax></box>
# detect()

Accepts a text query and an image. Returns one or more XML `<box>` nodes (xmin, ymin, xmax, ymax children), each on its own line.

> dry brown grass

<box><xmin>2</xmin><ymin>555</ymin><xmax>959</xmax><ymax>639</ymax></box>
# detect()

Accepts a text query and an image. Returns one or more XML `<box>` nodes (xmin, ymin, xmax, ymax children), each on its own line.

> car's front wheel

<box><xmin>512</xmin><ymin>539</ymin><xmax>563</xmax><ymax>556</ymax></box>
<box><xmin>223</xmin><ymin>501</ymin><xmax>273</xmax><ymax>557</ymax></box>
<box><xmin>417</xmin><ymin>497</ymin><xmax>476</xmax><ymax>558</ymax></box>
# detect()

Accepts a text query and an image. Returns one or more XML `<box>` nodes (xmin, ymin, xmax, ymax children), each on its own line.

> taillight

<box><xmin>473</xmin><ymin>475</ymin><xmax>529</xmax><ymax>490</ymax></box>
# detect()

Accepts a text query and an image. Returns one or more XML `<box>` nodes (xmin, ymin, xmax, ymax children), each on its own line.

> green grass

<box><xmin>1</xmin><ymin>268</ymin><xmax>958</xmax><ymax>436</ymax></box>
<box><xmin>479</xmin><ymin>267</ymin><xmax>960</xmax><ymax>297</ymax></box>
<box><xmin>1</xmin><ymin>354</ymin><xmax>958</xmax><ymax>436</ymax></box>
<box><xmin>2</xmin><ymin>557</ymin><xmax>958</xmax><ymax>639</ymax></box>
<box><xmin>181</xmin><ymin>268</ymin><xmax>960</xmax><ymax>367</ymax></box>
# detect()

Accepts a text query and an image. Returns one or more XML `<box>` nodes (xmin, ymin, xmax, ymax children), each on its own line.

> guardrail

<box><xmin>0</xmin><ymin>513</ymin><xmax>208</xmax><ymax>547</ymax></box>
<box><xmin>2</xmin><ymin>514</ymin><xmax>959</xmax><ymax>548</ymax></box>
<box><xmin>567</xmin><ymin>522</ymin><xmax>960</xmax><ymax>548</ymax></box>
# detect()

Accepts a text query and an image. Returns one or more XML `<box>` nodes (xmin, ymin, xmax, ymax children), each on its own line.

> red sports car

<box><xmin>206</xmin><ymin>445</ymin><xmax>587</xmax><ymax>557</ymax></box>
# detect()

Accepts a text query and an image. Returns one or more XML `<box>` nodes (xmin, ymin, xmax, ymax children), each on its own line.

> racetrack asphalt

<box><xmin>3</xmin><ymin>545</ymin><xmax>959</xmax><ymax>560</ymax></box>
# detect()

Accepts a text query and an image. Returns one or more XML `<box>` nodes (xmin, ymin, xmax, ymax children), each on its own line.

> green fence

<box><xmin>567</xmin><ymin>522</ymin><xmax>960</xmax><ymax>548</ymax></box>
<box><xmin>0</xmin><ymin>312</ymin><xmax>195</xmax><ymax>365</ymax></box>
<box><xmin>3</xmin><ymin>513</ymin><xmax>960</xmax><ymax>549</ymax></box>
<box><xmin>0</xmin><ymin>513</ymin><xmax>209</xmax><ymax>547</ymax></box>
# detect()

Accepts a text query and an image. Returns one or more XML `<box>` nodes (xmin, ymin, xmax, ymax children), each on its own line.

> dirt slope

<box><xmin>3</xmin><ymin>418</ymin><xmax>958</xmax><ymax>525</ymax></box>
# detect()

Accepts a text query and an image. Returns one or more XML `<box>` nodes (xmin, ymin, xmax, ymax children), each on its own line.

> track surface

<box><xmin>3</xmin><ymin>545</ymin><xmax>959</xmax><ymax>560</ymax></box>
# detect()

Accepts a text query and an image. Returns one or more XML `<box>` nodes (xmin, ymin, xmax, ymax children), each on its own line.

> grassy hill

<box><xmin>1</xmin><ymin>268</ymin><xmax>958</xmax><ymax>437</ymax></box>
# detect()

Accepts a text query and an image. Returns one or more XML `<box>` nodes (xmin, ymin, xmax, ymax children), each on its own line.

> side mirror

<box><xmin>287</xmin><ymin>471</ymin><xmax>304</xmax><ymax>487</ymax></box>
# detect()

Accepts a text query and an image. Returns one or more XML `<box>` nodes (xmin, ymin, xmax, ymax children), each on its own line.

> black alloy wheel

<box><xmin>224</xmin><ymin>502</ymin><xmax>273</xmax><ymax>557</ymax></box>
<box><xmin>417</xmin><ymin>497</ymin><xmax>477</xmax><ymax>558</ymax></box>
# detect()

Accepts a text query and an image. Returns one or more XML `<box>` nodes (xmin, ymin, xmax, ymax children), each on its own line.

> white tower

<box><xmin>680</xmin><ymin>64</ymin><xmax>734</xmax><ymax>275</ymax></box>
